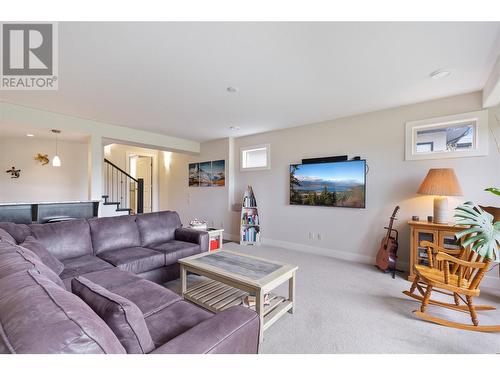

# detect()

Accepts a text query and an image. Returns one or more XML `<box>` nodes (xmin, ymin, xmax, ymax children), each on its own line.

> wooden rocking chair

<box><xmin>403</xmin><ymin>241</ymin><xmax>500</xmax><ymax>332</ymax></box>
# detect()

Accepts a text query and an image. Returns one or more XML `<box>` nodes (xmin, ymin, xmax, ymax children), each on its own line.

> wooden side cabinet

<box><xmin>407</xmin><ymin>221</ymin><xmax>463</xmax><ymax>281</ymax></box>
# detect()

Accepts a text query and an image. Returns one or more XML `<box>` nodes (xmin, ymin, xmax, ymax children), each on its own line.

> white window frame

<box><xmin>240</xmin><ymin>144</ymin><xmax>271</xmax><ymax>171</ymax></box>
<box><xmin>405</xmin><ymin>110</ymin><xmax>489</xmax><ymax>161</ymax></box>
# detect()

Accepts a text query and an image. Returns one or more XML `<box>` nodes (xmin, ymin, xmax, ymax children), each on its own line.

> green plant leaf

<box><xmin>485</xmin><ymin>187</ymin><xmax>500</xmax><ymax>196</ymax></box>
<box><xmin>453</xmin><ymin>202</ymin><xmax>499</xmax><ymax>262</ymax></box>
<box><xmin>455</xmin><ymin>227</ymin><xmax>481</xmax><ymax>239</ymax></box>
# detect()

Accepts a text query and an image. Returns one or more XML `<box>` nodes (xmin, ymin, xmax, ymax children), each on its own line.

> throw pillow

<box><xmin>21</xmin><ymin>236</ymin><xmax>64</xmax><ymax>275</ymax></box>
<box><xmin>71</xmin><ymin>276</ymin><xmax>155</xmax><ymax>354</ymax></box>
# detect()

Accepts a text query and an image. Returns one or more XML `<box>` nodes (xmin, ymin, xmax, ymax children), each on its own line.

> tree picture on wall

<box><xmin>188</xmin><ymin>160</ymin><xmax>225</xmax><ymax>187</ymax></box>
<box><xmin>289</xmin><ymin>160</ymin><xmax>366</xmax><ymax>208</ymax></box>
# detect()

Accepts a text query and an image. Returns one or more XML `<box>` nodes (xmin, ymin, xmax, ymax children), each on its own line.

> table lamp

<box><xmin>417</xmin><ymin>168</ymin><xmax>463</xmax><ymax>224</ymax></box>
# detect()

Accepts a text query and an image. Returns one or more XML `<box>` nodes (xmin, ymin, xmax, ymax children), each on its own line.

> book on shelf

<box><xmin>241</xmin><ymin>226</ymin><xmax>260</xmax><ymax>242</ymax></box>
<box><xmin>240</xmin><ymin>185</ymin><xmax>261</xmax><ymax>245</ymax></box>
<box><xmin>241</xmin><ymin>212</ymin><xmax>259</xmax><ymax>225</ymax></box>
<box><xmin>243</xmin><ymin>195</ymin><xmax>257</xmax><ymax>208</ymax></box>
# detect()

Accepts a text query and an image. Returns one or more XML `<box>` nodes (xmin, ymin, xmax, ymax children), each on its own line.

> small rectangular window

<box><xmin>405</xmin><ymin>110</ymin><xmax>489</xmax><ymax>161</ymax></box>
<box><xmin>240</xmin><ymin>144</ymin><xmax>270</xmax><ymax>171</ymax></box>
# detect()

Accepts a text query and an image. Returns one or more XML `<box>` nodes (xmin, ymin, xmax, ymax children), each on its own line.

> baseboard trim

<box><xmin>223</xmin><ymin>233</ymin><xmax>240</xmax><ymax>242</ymax></box>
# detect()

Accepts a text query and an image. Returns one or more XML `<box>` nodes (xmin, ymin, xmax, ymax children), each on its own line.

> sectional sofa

<box><xmin>0</xmin><ymin>211</ymin><xmax>260</xmax><ymax>354</ymax></box>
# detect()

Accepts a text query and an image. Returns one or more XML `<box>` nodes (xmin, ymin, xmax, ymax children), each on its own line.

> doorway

<box><xmin>129</xmin><ymin>155</ymin><xmax>153</xmax><ymax>213</ymax></box>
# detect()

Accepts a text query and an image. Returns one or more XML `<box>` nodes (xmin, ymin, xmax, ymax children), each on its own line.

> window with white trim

<box><xmin>240</xmin><ymin>144</ymin><xmax>270</xmax><ymax>171</ymax></box>
<box><xmin>405</xmin><ymin>110</ymin><xmax>489</xmax><ymax>161</ymax></box>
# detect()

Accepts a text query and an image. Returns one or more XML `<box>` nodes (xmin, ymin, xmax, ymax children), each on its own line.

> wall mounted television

<box><xmin>289</xmin><ymin>159</ymin><xmax>366</xmax><ymax>208</ymax></box>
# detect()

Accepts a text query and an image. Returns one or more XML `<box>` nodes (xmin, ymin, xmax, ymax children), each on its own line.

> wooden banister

<box><xmin>103</xmin><ymin>158</ymin><xmax>144</xmax><ymax>214</ymax></box>
<box><xmin>104</xmin><ymin>158</ymin><xmax>138</xmax><ymax>182</ymax></box>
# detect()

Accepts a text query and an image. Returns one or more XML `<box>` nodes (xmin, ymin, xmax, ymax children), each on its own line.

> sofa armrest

<box><xmin>150</xmin><ymin>306</ymin><xmax>260</xmax><ymax>354</ymax></box>
<box><xmin>174</xmin><ymin>228</ymin><xmax>209</xmax><ymax>252</ymax></box>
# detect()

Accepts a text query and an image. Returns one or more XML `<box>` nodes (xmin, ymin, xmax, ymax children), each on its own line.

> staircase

<box><xmin>103</xmin><ymin>158</ymin><xmax>144</xmax><ymax>215</ymax></box>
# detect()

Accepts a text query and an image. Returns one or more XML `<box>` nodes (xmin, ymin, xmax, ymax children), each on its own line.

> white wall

<box><xmin>1</xmin><ymin>102</ymin><xmax>200</xmax><ymax>200</ymax></box>
<box><xmin>233</xmin><ymin>91</ymin><xmax>500</xmax><ymax>282</ymax></box>
<box><xmin>161</xmin><ymin>138</ymin><xmax>236</xmax><ymax>234</ymax></box>
<box><xmin>0</xmin><ymin>138</ymin><xmax>88</xmax><ymax>203</ymax></box>
<box><xmin>162</xmin><ymin>91</ymin><xmax>500</xmax><ymax>285</ymax></box>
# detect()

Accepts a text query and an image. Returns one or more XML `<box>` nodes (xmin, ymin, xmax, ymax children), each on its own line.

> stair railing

<box><xmin>103</xmin><ymin>158</ymin><xmax>144</xmax><ymax>214</ymax></box>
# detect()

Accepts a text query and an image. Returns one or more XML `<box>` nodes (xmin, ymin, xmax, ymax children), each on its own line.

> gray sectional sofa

<box><xmin>0</xmin><ymin>211</ymin><xmax>260</xmax><ymax>354</ymax></box>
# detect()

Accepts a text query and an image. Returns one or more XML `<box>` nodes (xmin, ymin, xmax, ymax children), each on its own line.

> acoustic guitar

<box><xmin>375</xmin><ymin>206</ymin><xmax>400</xmax><ymax>278</ymax></box>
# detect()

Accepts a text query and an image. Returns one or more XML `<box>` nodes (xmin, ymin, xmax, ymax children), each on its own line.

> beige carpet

<box><xmin>166</xmin><ymin>242</ymin><xmax>500</xmax><ymax>353</ymax></box>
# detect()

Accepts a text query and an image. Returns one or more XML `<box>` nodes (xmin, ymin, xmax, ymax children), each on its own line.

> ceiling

<box><xmin>0</xmin><ymin>123</ymin><xmax>88</xmax><ymax>142</ymax></box>
<box><xmin>1</xmin><ymin>22</ymin><xmax>499</xmax><ymax>142</ymax></box>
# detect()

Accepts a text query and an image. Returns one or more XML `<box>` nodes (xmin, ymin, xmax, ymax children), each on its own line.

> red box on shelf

<box><xmin>210</xmin><ymin>239</ymin><xmax>220</xmax><ymax>251</ymax></box>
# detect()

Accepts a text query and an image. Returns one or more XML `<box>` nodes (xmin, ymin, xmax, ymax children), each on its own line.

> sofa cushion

<box><xmin>74</xmin><ymin>268</ymin><xmax>142</xmax><ymax>290</ymax></box>
<box><xmin>0</xmin><ymin>268</ymin><xmax>126</xmax><ymax>354</ymax></box>
<box><xmin>60</xmin><ymin>255</ymin><xmax>114</xmax><ymax>280</ymax></box>
<box><xmin>136</xmin><ymin>211</ymin><xmax>182</xmax><ymax>247</ymax></box>
<box><xmin>0</xmin><ymin>222</ymin><xmax>31</xmax><ymax>244</ymax></box>
<box><xmin>110</xmin><ymin>279</ymin><xmax>181</xmax><ymax>318</ymax></box>
<box><xmin>30</xmin><ymin>219</ymin><xmax>93</xmax><ymax>260</ymax></box>
<box><xmin>89</xmin><ymin>215</ymin><xmax>141</xmax><ymax>255</ymax></box>
<box><xmin>97</xmin><ymin>247</ymin><xmax>165</xmax><ymax>274</ymax></box>
<box><xmin>0</xmin><ymin>240</ymin><xmax>65</xmax><ymax>289</ymax></box>
<box><xmin>72</xmin><ymin>277</ymin><xmax>155</xmax><ymax>354</ymax></box>
<box><xmin>150</xmin><ymin>240</ymin><xmax>201</xmax><ymax>266</ymax></box>
<box><xmin>0</xmin><ymin>228</ymin><xmax>16</xmax><ymax>244</ymax></box>
<box><xmin>21</xmin><ymin>236</ymin><xmax>64</xmax><ymax>275</ymax></box>
<box><xmin>145</xmin><ymin>300</ymin><xmax>213</xmax><ymax>347</ymax></box>
<box><xmin>150</xmin><ymin>306</ymin><xmax>260</xmax><ymax>354</ymax></box>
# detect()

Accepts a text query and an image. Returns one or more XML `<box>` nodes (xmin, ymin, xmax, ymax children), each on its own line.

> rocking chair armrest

<box><xmin>435</xmin><ymin>252</ymin><xmax>486</xmax><ymax>269</ymax></box>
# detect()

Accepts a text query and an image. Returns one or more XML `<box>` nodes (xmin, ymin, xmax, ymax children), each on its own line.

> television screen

<box><xmin>290</xmin><ymin>160</ymin><xmax>366</xmax><ymax>208</ymax></box>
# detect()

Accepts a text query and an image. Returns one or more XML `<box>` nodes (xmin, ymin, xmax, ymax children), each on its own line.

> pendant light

<box><xmin>51</xmin><ymin>129</ymin><xmax>61</xmax><ymax>167</ymax></box>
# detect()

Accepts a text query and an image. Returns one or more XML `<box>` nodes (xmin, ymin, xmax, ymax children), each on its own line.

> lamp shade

<box><xmin>52</xmin><ymin>155</ymin><xmax>61</xmax><ymax>167</ymax></box>
<box><xmin>417</xmin><ymin>168</ymin><xmax>462</xmax><ymax>197</ymax></box>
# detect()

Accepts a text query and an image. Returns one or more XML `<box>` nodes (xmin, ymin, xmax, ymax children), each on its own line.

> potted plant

<box><xmin>454</xmin><ymin>202</ymin><xmax>499</xmax><ymax>262</ymax></box>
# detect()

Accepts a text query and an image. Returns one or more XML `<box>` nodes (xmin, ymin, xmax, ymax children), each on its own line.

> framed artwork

<box><xmin>199</xmin><ymin>161</ymin><xmax>212</xmax><ymax>187</ymax></box>
<box><xmin>188</xmin><ymin>163</ymin><xmax>200</xmax><ymax>186</ymax></box>
<box><xmin>188</xmin><ymin>160</ymin><xmax>225</xmax><ymax>187</ymax></box>
<box><xmin>211</xmin><ymin>160</ymin><xmax>225</xmax><ymax>186</ymax></box>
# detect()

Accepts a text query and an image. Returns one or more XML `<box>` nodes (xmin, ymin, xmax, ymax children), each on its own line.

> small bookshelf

<box><xmin>240</xmin><ymin>186</ymin><xmax>261</xmax><ymax>245</ymax></box>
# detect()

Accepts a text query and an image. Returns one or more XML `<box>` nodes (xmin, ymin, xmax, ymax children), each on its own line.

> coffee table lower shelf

<box><xmin>183</xmin><ymin>279</ymin><xmax>293</xmax><ymax>331</ymax></box>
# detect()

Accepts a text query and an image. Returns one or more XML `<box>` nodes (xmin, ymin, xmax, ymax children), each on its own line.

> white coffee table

<box><xmin>179</xmin><ymin>250</ymin><xmax>298</xmax><ymax>342</ymax></box>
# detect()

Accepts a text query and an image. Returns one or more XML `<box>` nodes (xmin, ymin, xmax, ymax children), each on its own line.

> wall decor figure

<box><xmin>34</xmin><ymin>153</ymin><xmax>50</xmax><ymax>165</ymax></box>
<box><xmin>6</xmin><ymin>167</ymin><xmax>21</xmax><ymax>179</ymax></box>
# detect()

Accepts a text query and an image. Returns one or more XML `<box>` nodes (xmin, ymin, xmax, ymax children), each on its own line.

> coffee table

<box><xmin>179</xmin><ymin>250</ymin><xmax>298</xmax><ymax>342</ymax></box>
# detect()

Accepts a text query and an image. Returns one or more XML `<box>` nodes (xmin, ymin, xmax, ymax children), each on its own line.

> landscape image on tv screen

<box><xmin>290</xmin><ymin>160</ymin><xmax>366</xmax><ymax>208</ymax></box>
